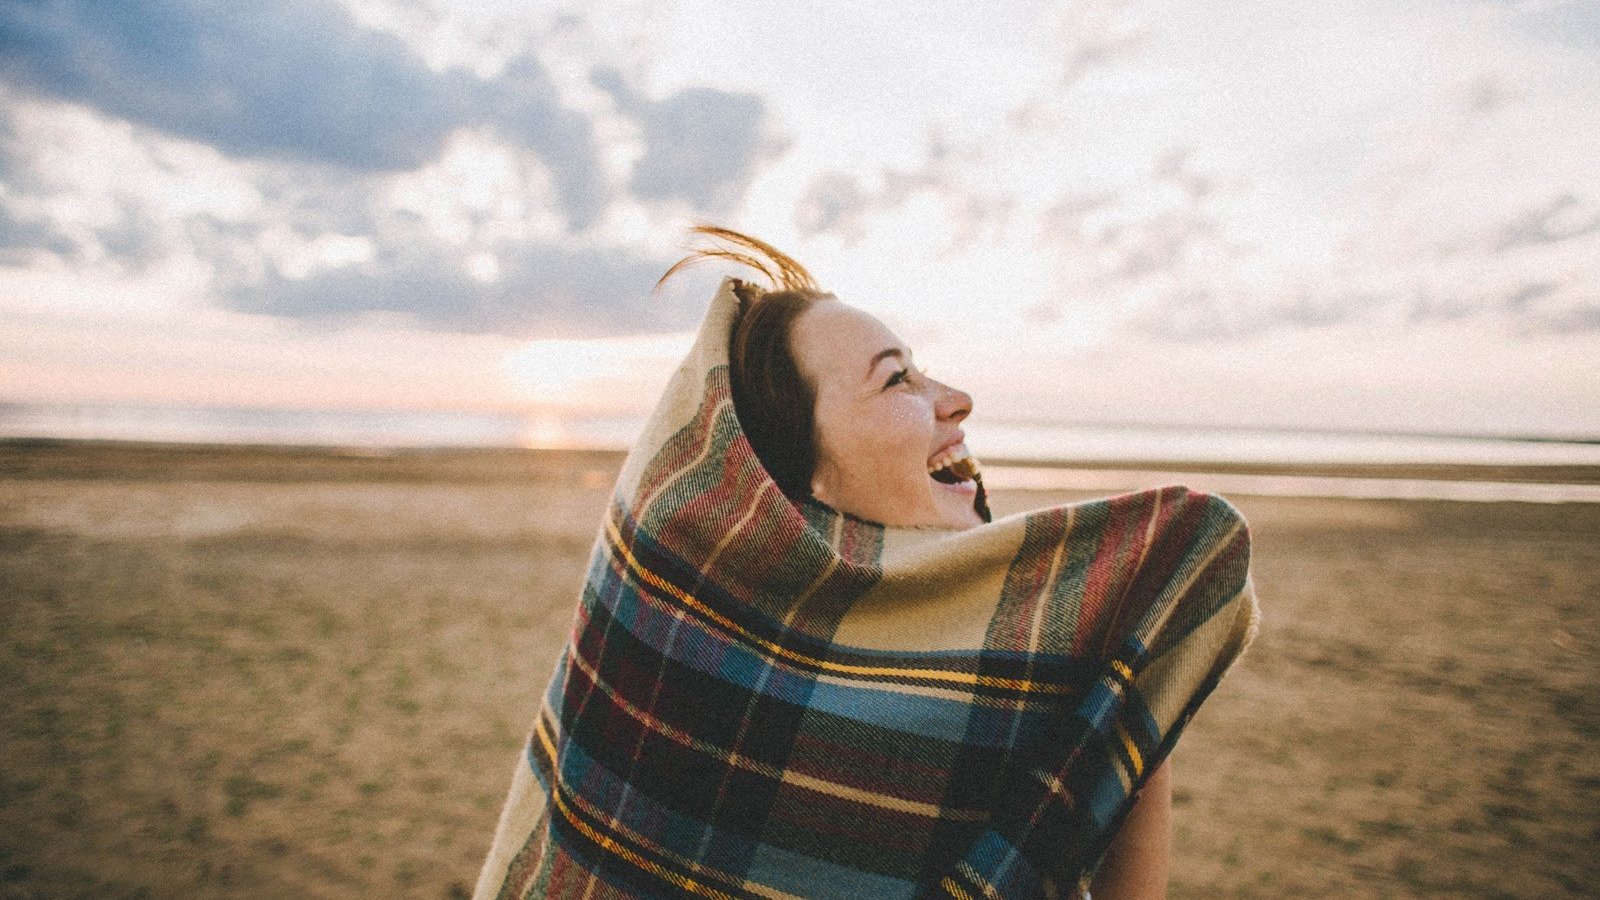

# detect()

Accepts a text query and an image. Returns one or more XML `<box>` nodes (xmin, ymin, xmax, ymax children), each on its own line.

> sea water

<box><xmin>4</xmin><ymin>401</ymin><xmax>1598</xmax><ymax>502</ymax></box>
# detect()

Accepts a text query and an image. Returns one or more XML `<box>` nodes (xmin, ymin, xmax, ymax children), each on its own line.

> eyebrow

<box><xmin>866</xmin><ymin>347</ymin><xmax>909</xmax><ymax>380</ymax></box>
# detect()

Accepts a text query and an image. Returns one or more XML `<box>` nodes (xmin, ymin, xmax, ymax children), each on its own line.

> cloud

<box><xmin>1005</xmin><ymin>0</ymin><xmax>1148</xmax><ymax>134</ymax></box>
<box><xmin>224</xmin><ymin>231</ymin><xmax>686</xmax><ymax>338</ymax></box>
<box><xmin>0</xmin><ymin>19</ymin><xmax>796</xmax><ymax>339</ymax></box>
<box><xmin>0</xmin><ymin>0</ymin><xmax>609</xmax><ymax>229</ymax></box>
<box><xmin>1500</xmin><ymin>277</ymin><xmax>1600</xmax><ymax>333</ymax></box>
<box><xmin>0</xmin><ymin>95</ymin><xmax>700</xmax><ymax>336</ymax></box>
<box><xmin>590</xmin><ymin>67</ymin><xmax>785</xmax><ymax>213</ymax></box>
<box><xmin>1123</xmin><ymin>234</ymin><xmax>1600</xmax><ymax>342</ymax></box>
<box><xmin>793</xmin><ymin>171</ymin><xmax>870</xmax><ymax>240</ymax></box>
<box><xmin>157</xmin><ymin>169</ymin><xmax>694</xmax><ymax>338</ymax></box>
<box><xmin>1054</xmin><ymin>0</ymin><xmax>1149</xmax><ymax>90</ymax></box>
<box><xmin>1490</xmin><ymin>192</ymin><xmax>1600</xmax><ymax>252</ymax></box>
<box><xmin>1035</xmin><ymin>191</ymin><xmax>1118</xmax><ymax>243</ymax></box>
<box><xmin>792</xmin><ymin>128</ymin><xmax>1013</xmax><ymax>249</ymax></box>
<box><xmin>1466</xmin><ymin>71</ymin><xmax>1522</xmax><ymax>116</ymax></box>
<box><xmin>1025</xmin><ymin>123</ymin><xmax>1600</xmax><ymax>341</ymax></box>
<box><xmin>1106</xmin><ymin>208</ymin><xmax>1222</xmax><ymax>281</ymax></box>
<box><xmin>1153</xmin><ymin>147</ymin><xmax>1223</xmax><ymax>203</ymax></box>
<box><xmin>1029</xmin><ymin>148</ymin><xmax>1243</xmax><ymax>324</ymax></box>
<box><xmin>0</xmin><ymin>202</ymin><xmax>74</xmax><ymax>263</ymax></box>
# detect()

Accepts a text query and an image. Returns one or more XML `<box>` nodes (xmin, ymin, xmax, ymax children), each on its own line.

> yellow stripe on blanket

<box><xmin>604</xmin><ymin>514</ymin><xmax>1076</xmax><ymax>697</ymax></box>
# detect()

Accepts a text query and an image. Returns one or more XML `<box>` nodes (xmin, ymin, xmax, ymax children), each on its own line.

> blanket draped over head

<box><xmin>475</xmin><ymin>275</ymin><xmax>1260</xmax><ymax>900</ymax></box>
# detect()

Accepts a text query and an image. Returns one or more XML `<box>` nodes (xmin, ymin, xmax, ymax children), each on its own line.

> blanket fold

<box><xmin>475</xmin><ymin>275</ymin><xmax>1259</xmax><ymax>900</ymax></box>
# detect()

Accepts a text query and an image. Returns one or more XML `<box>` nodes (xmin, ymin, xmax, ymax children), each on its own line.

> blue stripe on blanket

<box><xmin>743</xmin><ymin>834</ymin><xmax>921</xmax><ymax>900</ymax></box>
<box><xmin>802</xmin><ymin>678</ymin><xmax>997</xmax><ymax>743</ymax></box>
<box><xmin>604</xmin><ymin>573</ymin><xmax>1076</xmax><ymax>747</ymax></box>
<box><xmin>556</xmin><ymin>738</ymin><xmax>761</xmax><ymax>877</ymax></box>
<box><xmin>958</xmin><ymin>829</ymin><xmax>1042</xmax><ymax>897</ymax></box>
<box><xmin>544</xmin><ymin>734</ymin><xmax>929</xmax><ymax>900</ymax></box>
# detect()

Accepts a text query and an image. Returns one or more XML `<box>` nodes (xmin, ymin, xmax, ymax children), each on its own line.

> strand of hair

<box><xmin>653</xmin><ymin>223</ymin><xmax>819</xmax><ymax>295</ymax></box>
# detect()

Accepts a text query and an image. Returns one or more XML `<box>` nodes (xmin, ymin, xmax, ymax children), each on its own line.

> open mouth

<box><xmin>927</xmin><ymin>443</ymin><xmax>981</xmax><ymax>486</ymax></box>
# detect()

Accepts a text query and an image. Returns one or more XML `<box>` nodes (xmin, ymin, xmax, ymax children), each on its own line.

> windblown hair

<box><xmin>655</xmin><ymin>225</ymin><xmax>833</xmax><ymax>501</ymax></box>
<box><xmin>654</xmin><ymin>224</ymin><xmax>821</xmax><ymax>296</ymax></box>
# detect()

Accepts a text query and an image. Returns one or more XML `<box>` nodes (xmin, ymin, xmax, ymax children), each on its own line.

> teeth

<box><xmin>927</xmin><ymin>444</ymin><xmax>971</xmax><ymax>473</ymax></box>
<box><xmin>928</xmin><ymin>444</ymin><xmax>981</xmax><ymax>483</ymax></box>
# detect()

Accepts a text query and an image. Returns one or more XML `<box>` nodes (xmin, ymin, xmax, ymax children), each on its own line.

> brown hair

<box><xmin>655</xmin><ymin>225</ymin><xmax>833</xmax><ymax>501</ymax></box>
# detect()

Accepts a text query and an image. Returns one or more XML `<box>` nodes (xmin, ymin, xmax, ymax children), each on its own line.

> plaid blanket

<box><xmin>475</xmin><ymin>276</ymin><xmax>1259</xmax><ymax>900</ymax></box>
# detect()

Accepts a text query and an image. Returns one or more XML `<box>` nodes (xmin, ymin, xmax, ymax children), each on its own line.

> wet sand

<box><xmin>1</xmin><ymin>440</ymin><xmax>1596</xmax><ymax>898</ymax></box>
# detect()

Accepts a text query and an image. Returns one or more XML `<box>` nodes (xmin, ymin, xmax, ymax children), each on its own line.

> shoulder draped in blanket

<box><xmin>475</xmin><ymin>276</ymin><xmax>1260</xmax><ymax>900</ymax></box>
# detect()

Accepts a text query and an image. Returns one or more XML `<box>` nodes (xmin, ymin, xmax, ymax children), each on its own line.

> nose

<box><xmin>933</xmin><ymin>378</ymin><xmax>973</xmax><ymax>423</ymax></box>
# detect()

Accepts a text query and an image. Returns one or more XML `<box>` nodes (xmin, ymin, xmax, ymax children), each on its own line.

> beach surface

<box><xmin>2</xmin><ymin>440</ymin><xmax>1596</xmax><ymax>898</ymax></box>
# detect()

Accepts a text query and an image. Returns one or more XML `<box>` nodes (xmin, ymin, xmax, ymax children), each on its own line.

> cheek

<box><xmin>873</xmin><ymin>395</ymin><xmax>935</xmax><ymax>458</ymax></box>
<box><xmin>885</xmin><ymin>394</ymin><xmax>930</xmax><ymax>425</ymax></box>
<box><xmin>816</xmin><ymin>396</ymin><xmax>931</xmax><ymax>470</ymax></box>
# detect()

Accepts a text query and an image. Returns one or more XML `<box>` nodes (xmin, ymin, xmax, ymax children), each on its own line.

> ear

<box><xmin>809</xmin><ymin>466</ymin><xmax>835</xmax><ymax>505</ymax></box>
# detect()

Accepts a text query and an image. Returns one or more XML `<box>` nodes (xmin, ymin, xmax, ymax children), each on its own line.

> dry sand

<box><xmin>1</xmin><ymin>440</ymin><xmax>1596</xmax><ymax>899</ymax></box>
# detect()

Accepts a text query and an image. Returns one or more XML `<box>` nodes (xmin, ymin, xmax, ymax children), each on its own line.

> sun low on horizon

<box><xmin>2</xmin><ymin>0</ymin><xmax>1599</xmax><ymax>445</ymax></box>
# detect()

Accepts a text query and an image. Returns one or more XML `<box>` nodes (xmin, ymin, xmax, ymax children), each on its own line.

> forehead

<box><xmin>790</xmin><ymin>299</ymin><xmax>905</xmax><ymax>385</ymax></box>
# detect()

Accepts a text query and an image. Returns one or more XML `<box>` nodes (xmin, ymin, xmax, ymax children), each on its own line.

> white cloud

<box><xmin>2</xmin><ymin>0</ymin><xmax>1598</xmax><ymax>440</ymax></box>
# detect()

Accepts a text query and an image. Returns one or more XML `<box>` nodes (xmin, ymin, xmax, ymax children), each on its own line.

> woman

<box><xmin>475</xmin><ymin>227</ymin><xmax>1257</xmax><ymax>900</ymax></box>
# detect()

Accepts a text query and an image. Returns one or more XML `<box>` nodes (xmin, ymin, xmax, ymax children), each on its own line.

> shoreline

<box><xmin>979</xmin><ymin>464</ymin><xmax>1600</xmax><ymax>504</ymax></box>
<box><xmin>6</xmin><ymin>437</ymin><xmax>1599</xmax><ymax>500</ymax></box>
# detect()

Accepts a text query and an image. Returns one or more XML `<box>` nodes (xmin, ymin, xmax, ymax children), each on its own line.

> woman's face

<box><xmin>789</xmin><ymin>298</ymin><xmax>984</xmax><ymax>530</ymax></box>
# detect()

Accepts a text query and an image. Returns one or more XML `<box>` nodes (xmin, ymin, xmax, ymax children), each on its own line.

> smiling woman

<box><xmin>473</xmin><ymin>225</ymin><xmax>1258</xmax><ymax>900</ymax></box>
<box><xmin>664</xmin><ymin>226</ymin><xmax>992</xmax><ymax>530</ymax></box>
<box><xmin>793</xmin><ymin>295</ymin><xmax>989</xmax><ymax>529</ymax></box>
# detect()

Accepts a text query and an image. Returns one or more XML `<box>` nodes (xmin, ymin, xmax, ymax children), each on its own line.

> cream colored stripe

<box><xmin>562</xmin><ymin>635</ymin><xmax>986</xmax><ymax>822</ymax></box>
<box><xmin>811</xmin><ymin>671</ymin><xmax>974</xmax><ymax>705</ymax></box>
<box><xmin>632</xmin><ymin>397</ymin><xmax>732</xmax><ymax>524</ymax></box>
<box><xmin>578</xmin><ymin>861</ymin><xmax>602</xmax><ymax>900</ymax></box>
<box><xmin>779</xmin><ymin>768</ymin><xmax>951</xmax><ymax>819</ymax></box>
<box><xmin>1135</xmin><ymin>585</ymin><xmax>1254</xmax><ymax>728</ymax></box>
<box><xmin>808</xmin><ymin>671</ymin><xmax>1063</xmax><ymax>718</ymax></box>
<box><xmin>1141</xmin><ymin>516</ymin><xmax>1245</xmax><ymax>642</ymax></box>
<box><xmin>783</xmin><ymin>553</ymin><xmax>839</xmax><ymax>627</ymax></box>
<box><xmin>1032</xmin><ymin>768</ymin><xmax>1076</xmax><ymax>809</ymax></box>
<box><xmin>737</xmin><ymin>878</ymin><xmax>808</xmax><ymax>900</ymax></box>
<box><xmin>696</xmin><ymin>478</ymin><xmax>773</xmax><ymax>581</ymax></box>
<box><xmin>956</xmin><ymin>860</ymin><xmax>1004</xmax><ymax>900</ymax></box>
<box><xmin>1031</xmin><ymin>527</ymin><xmax>1069</xmax><ymax>654</ymax></box>
<box><xmin>1104</xmin><ymin>488</ymin><xmax>1166</xmax><ymax>654</ymax></box>
<box><xmin>555</xmin><ymin>773</ymin><xmax>805</xmax><ymax>900</ymax></box>
<box><xmin>602</xmin><ymin>514</ymin><xmax>1074</xmax><ymax>695</ymax></box>
<box><xmin>1134</xmin><ymin>488</ymin><xmax>1164</xmax><ymax>578</ymax></box>
<box><xmin>470</xmin><ymin>739</ymin><xmax>548</xmax><ymax>900</ymax></box>
<box><xmin>780</xmin><ymin>504</ymin><xmax>846</xmax><ymax>625</ymax></box>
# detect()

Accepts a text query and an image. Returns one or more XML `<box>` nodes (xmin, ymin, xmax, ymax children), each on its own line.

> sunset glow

<box><xmin>2</xmin><ymin>0</ymin><xmax>1597</xmax><ymax>447</ymax></box>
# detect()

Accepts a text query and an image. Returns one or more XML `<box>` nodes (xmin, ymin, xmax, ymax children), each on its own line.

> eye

<box><xmin>884</xmin><ymin>368</ymin><xmax>909</xmax><ymax>389</ymax></box>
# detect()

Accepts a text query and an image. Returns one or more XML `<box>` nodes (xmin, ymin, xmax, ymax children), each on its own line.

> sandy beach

<box><xmin>2</xmin><ymin>439</ymin><xmax>1596</xmax><ymax>899</ymax></box>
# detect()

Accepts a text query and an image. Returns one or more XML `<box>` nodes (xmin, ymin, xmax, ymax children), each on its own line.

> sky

<box><xmin>2</xmin><ymin>0</ymin><xmax>1598</xmax><ymax>445</ymax></box>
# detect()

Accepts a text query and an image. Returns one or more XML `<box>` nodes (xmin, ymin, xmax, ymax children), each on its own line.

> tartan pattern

<box><xmin>477</xmin><ymin>277</ymin><xmax>1258</xmax><ymax>899</ymax></box>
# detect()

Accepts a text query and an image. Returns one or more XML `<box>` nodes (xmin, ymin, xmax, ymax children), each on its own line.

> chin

<box><xmin>930</xmin><ymin>479</ymin><xmax>984</xmax><ymax>529</ymax></box>
<box><xmin>829</xmin><ymin>475</ymin><xmax>984</xmax><ymax>529</ymax></box>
